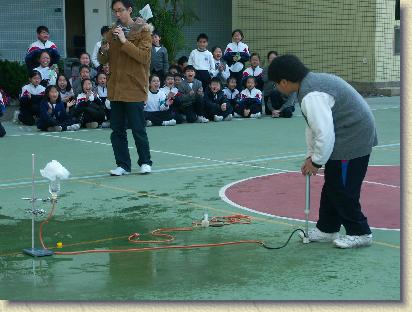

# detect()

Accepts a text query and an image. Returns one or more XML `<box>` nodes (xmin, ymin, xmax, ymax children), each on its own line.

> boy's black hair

<box><xmin>177</xmin><ymin>56</ymin><xmax>188</xmax><ymax>66</ymax></box>
<box><xmin>231</xmin><ymin>29</ymin><xmax>244</xmax><ymax>40</ymax></box>
<box><xmin>96</xmin><ymin>72</ymin><xmax>107</xmax><ymax>84</ymax></box>
<box><xmin>44</xmin><ymin>85</ymin><xmax>62</xmax><ymax>103</ymax></box>
<box><xmin>56</xmin><ymin>74</ymin><xmax>72</xmax><ymax>92</ymax></box>
<box><xmin>267</xmin><ymin>51</ymin><xmax>278</xmax><ymax>59</ymax></box>
<box><xmin>250</xmin><ymin>52</ymin><xmax>261</xmax><ymax>60</ymax></box>
<box><xmin>149</xmin><ymin>74</ymin><xmax>160</xmax><ymax>82</ymax></box>
<box><xmin>173</xmin><ymin>73</ymin><xmax>183</xmax><ymax>79</ymax></box>
<box><xmin>152</xmin><ymin>30</ymin><xmax>161</xmax><ymax>37</ymax></box>
<box><xmin>36</xmin><ymin>26</ymin><xmax>49</xmax><ymax>34</ymax></box>
<box><xmin>29</xmin><ymin>70</ymin><xmax>41</xmax><ymax>79</ymax></box>
<box><xmin>184</xmin><ymin>65</ymin><xmax>195</xmax><ymax>72</ymax></box>
<box><xmin>81</xmin><ymin>78</ymin><xmax>93</xmax><ymax>92</ymax></box>
<box><xmin>79</xmin><ymin>51</ymin><xmax>91</xmax><ymax>60</ymax></box>
<box><xmin>101</xmin><ymin>26</ymin><xmax>110</xmax><ymax>36</ymax></box>
<box><xmin>70</xmin><ymin>61</ymin><xmax>81</xmax><ymax>70</ymax></box>
<box><xmin>197</xmin><ymin>33</ymin><xmax>208</xmax><ymax>42</ymax></box>
<box><xmin>164</xmin><ymin>72</ymin><xmax>174</xmax><ymax>80</ymax></box>
<box><xmin>210</xmin><ymin>77</ymin><xmax>222</xmax><ymax>85</ymax></box>
<box><xmin>111</xmin><ymin>0</ymin><xmax>133</xmax><ymax>9</ymax></box>
<box><xmin>243</xmin><ymin>75</ymin><xmax>256</xmax><ymax>88</ymax></box>
<box><xmin>268</xmin><ymin>54</ymin><xmax>309</xmax><ymax>83</ymax></box>
<box><xmin>226</xmin><ymin>76</ymin><xmax>237</xmax><ymax>84</ymax></box>
<box><xmin>169</xmin><ymin>64</ymin><xmax>181</xmax><ymax>73</ymax></box>
<box><xmin>211</xmin><ymin>46</ymin><xmax>222</xmax><ymax>54</ymax></box>
<box><xmin>79</xmin><ymin>64</ymin><xmax>90</xmax><ymax>73</ymax></box>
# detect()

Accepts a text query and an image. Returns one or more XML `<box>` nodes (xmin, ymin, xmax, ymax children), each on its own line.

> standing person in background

<box><xmin>150</xmin><ymin>30</ymin><xmax>169</xmax><ymax>84</ymax></box>
<box><xmin>98</xmin><ymin>0</ymin><xmax>153</xmax><ymax>176</ymax></box>
<box><xmin>25</xmin><ymin>25</ymin><xmax>60</xmax><ymax>70</ymax></box>
<box><xmin>188</xmin><ymin>33</ymin><xmax>214</xmax><ymax>91</ymax></box>
<box><xmin>92</xmin><ymin>26</ymin><xmax>111</xmax><ymax>69</ymax></box>
<box><xmin>269</xmin><ymin>54</ymin><xmax>377</xmax><ymax>248</ymax></box>
<box><xmin>223</xmin><ymin>29</ymin><xmax>250</xmax><ymax>90</ymax></box>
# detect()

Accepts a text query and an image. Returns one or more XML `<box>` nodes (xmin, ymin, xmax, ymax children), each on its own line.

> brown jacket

<box><xmin>98</xmin><ymin>23</ymin><xmax>153</xmax><ymax>102</ymax></box>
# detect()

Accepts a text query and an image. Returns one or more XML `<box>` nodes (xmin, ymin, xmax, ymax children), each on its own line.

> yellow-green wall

<box><xmin>232</xmin><ymin>0</ymin><xmax>400</xmax><ymax>85</ymax></box>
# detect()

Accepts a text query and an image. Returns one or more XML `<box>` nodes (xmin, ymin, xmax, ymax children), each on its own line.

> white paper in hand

<box><xmin>139</xmin><ymin>4</ymin><xmax>153</xmax><ymax>21</ymax></box>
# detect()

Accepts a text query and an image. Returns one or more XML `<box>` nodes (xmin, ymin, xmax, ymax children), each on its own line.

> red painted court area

<box><xmin>224</xmin><ymin>166</ymin><xmax>400</xmax><ymax>230</ymax></box>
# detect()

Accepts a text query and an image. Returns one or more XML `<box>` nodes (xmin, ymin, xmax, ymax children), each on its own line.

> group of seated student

<box><xmin>146</xmin><ymin>29</ymin><xmax>297</xmax><ymax>126</ymax></box>
<box><xmin>13</xmin><ymin>25</ymin><xmax>111</xmax><ymax>132</ymax></box>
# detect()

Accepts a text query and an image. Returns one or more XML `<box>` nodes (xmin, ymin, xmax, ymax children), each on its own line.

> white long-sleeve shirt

<box><xmin>188</xmin><ymin>49</ymin><xmax>214</xmax><ymax>71</ymax></box>
<box><xmin>144</xmin><ymin>90</ymin><xmax>169</xmax><ymax>112</ymax></box>
<box><xmin>300</xmin><ymin>91</ymin><xmax>335</xmax><ymax>166</ymax></box>
<box><xmin>92</xmin><ymin>41</ymin><xmax>102</xmax><ymax>68</ymax></box>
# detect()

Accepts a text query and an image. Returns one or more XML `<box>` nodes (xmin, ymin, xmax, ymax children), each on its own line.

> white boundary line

<box><xmin>219</xmin><ymin>169</ymin><xmax>400</xmax><ymax>231</ymax></box>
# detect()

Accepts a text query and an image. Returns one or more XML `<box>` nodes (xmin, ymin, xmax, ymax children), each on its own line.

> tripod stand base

<box><xmin>23</xmin><ymin>248</ymin><xmax>54</xmax><ymax>257</ymax></box>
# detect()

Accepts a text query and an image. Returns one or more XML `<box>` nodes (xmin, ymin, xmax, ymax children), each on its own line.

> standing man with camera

<box><xmin>98</xmin><ymin>0</ymin><xmax>153</xmax><ymax>176</ymax></box>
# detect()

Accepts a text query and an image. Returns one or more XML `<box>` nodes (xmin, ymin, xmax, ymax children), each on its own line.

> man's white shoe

<box><xmin>196</xmin><ymin>116</ymin><xmax>209</xmax><ymax>123</ymax></box>
<box><xmin>162</xmin><ymin>119</ymin><xmax>176</xmax><ymax>126</ymax></box>
<box><xmin>250</xmin><ymin>112</ymin><xmax>262</xmax><ymax>119</ymax></box>
<box><xmin>233</xmin><ymin>112</ymin><xmax>241</xmax><ymax>118</ymax></box>
<box><xmin>224</xmin><ymin>114</ymin><xmax>233</xmax><ymax>121</ymax></box>
<box><xmin>333</xmin><ymin>234</ymin><xmax>373</xmax><ymax>249</ymax></box>
<box><xmin>140</xmin><ymin>164</ymin><xmax>152</xmax><ymax>174</ymax></box>
<box><xmin>110</xmin><ymin>167</ymin><xmax>130</xmax><ymax>176</ymax></box>
<box><xmin>299</xmin><ymin>227</ymin><xmax>339</xmax><ymax>242</ymax></box>
<box><xmin>213</xmin><ymin>115</ymin><xmax>224</xmax><ymax>122</ymax></box>
<box><xmin>146</xmin><ymin>120</ymin><xmax>153</xmax><ymax>127</ymax></box>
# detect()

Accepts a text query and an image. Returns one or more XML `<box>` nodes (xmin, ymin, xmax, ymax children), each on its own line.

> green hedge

<box><xmin>0</xmin><ymin>60</ymin><xmax>28</xmax><ymax>99</ymax></box>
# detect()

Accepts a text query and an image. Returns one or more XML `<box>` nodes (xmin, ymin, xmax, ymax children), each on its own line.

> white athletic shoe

<box><xmin>146</xmin><ymin>120</ymin><xmax>153</xmax><ymax>127</ymax></box>
<box><xmin>67</xmin><ymin>124</ymin><xmax>80</xmax><ymax>131</ymax></box>
<box><xmin>233</xmin><ymin>112</ymin><xmax>242</xmax><ymax>118</ymax></box>
<box><xmin>333</xmin><ymin>234</ymin><xmax>373</xmax><ymax>249</ymax></box>
<box><xmin>140</xmin><ymin>164</ymin><xmax>151</xmax><ymax>174</ymax></box>
<box><xmin>110</xmin><ymin>167</ymin><xmax>130</xmax><ymax>176</ymax></box>
<box><xmin>250</xmin><ymin>112</ymin><xmax>262</xmax><ymax>119</ymax></box>
<box><xmin>224</xmin><ymin>114</ymin><xmax>233</xmax><ymax>121</ymax></box>
<box><xmin>101</xmin><ymin>121</ymin><xmax>111</xmax><ymax>128</ymax></box>
<box><xmin>213</xmin><ymin>115</ymin><xmax>224</xmax><ymax>122</ymax></box>
<box><xmin>196</xmin><ymin>116</ymin><xmax>209</xmax><ymax>123</ymax></box>
<box><xmin>299</xmin><ymin>227</ymin><xmax>339</xmax><ymax>242</ymax></box>
<box><xmin>162</xmin><ymin>119</ymin><xmax>176</xmax><ymax>126</ymax></box>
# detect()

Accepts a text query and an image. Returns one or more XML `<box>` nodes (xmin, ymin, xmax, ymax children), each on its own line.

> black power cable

<box><xmin>261</xmin><ymin>229</ymin><xmax>307</xmax><ymax>250</ymax></box>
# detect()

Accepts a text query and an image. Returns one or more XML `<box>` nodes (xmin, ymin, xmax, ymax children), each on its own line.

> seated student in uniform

<box><xmin>79</xmin><ymin>52</ymin><xmax>98</xmax><ymax>80</ymax></box>
<box><xmin>223</xmin><ymin>76</ymin><xmax>240</xmax><ymax>112</ymax></box>
<box><xmin>174</xmin><ymin>73</ymin><xmax>184</xmax><ymax>88</ymax></box>
<box><xmin>242</xmin><ymin>53</ymin><xmax>264</xmax><ymax>91</ymax></box>
<box><xmin>33</xmin><ymin>51</ymin><xmax>58</xmax><ymax>87</ymax></box>
<box><xmin>177</xmin><ymin>56</ymin><xmax>188</xmax><ymax>74</ymax></box>
<box><xmin>174</xmin><ymin>65</ymin><xmax>209</xmax><ymax>123</ymax></box>
<box><xmin>17</xmin><ymin>70</ymin><xmax>45</xmax><ymax>126</ymax></box>
<box><xmin>144</xmin><ymin>74</ymin><xmax>176</xmax><ymax>127</ymax></box>
<box><xmin>74</xmin><ymin>78</ymin><xmax>105</xmax><ymax>129</ymax></box>
<box><xmin>267</xmin><ymin>89</ymin><xmax>296</xmax><ymax>118</ymax></box>
<box><xmin>262</xmin><ymin>50</ymin><xmax>278</xmax><ymax>115</ymax></box>
<box><xmin>96</xmin><ymin>72</ymin><xmax>111</xmax><ymax>128</ymax></box>
<box><xmin>25</xmin><ymin>25</ymin><xmax>60</xmax><ymax>70</ymax></box>
<box><xmin>56</xmin><ymin>74</ymin><xmax>74</xmax><ymax>104</ymax></box>
<box><xmin>204</xmin><ymin>77</ymin><xmax>233</xmax><ymax>122</ymax></box>
<box><xmin>188</xmin><ymin>33</ymin><xmax>214</xmax><ymax>91</ymax></box>
<box><xmin>234</xmin><ymin>76</ymin><xmax>262</xmax><ymax>119</ymax></box>
<box><xmin>0</xmin><ymin>91</ymin><xmax>6</xmax><ymax>137</ymax></box>
<box><xmin>37</xmin><ymin>85</ymin><xmax>80</xmax><ymax>132</ymax></box>
<box><xmin>168</xmin><ymin>64</ymin><xmax>181</xmax><ymax>75</ymax></box>
<box><xmin>72</xmin><ymin>65</ymin><xmax>97</xmax><ymax>96</ymax></box>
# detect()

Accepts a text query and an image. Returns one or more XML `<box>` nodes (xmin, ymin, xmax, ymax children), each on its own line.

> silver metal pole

<box><xmin>31</xmin><ymin>154</ymin><xmax>35</xmax><ymax>250</ymax></box>
<box><xmin>303</xmin><ymin>174</ymin><xmax>310</xmax><ymax>244</ymax></box>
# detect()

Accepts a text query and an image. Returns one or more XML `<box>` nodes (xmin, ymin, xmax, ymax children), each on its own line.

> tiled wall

<box><xmin>232</xmin><ymin>0</ymin><xmax>400</xmax><ymax>84</ymax></box>
<box><xmin>0</xmin><ymin>0</ymin><xmax>66</xmax><ymax>63</ymax></box>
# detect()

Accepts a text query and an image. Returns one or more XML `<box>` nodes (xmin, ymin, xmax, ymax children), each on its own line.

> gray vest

<box><xmin>298</xmin><ymin>72</ymin><xmax>378</xmax><ymax>160</ymax></box>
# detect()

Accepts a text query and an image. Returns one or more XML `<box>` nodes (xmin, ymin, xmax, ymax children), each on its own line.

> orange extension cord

<box><xmin>39</xmin><ymin>199</ymin><xmax>264</xmax><ymax>255</ymax></box>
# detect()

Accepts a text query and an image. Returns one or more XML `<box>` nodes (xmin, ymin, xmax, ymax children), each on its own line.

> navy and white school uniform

<box><xmin>235</xmin><ymin>87</ymin><xmax>262</xmax><ymax>117</ymax></box>
<box><xmin>203</xmin><ymin>89</ymin><xmax>233</xmax><ymax>120</ymax></box>
<box><xmin>188</xmin><ymin>49</ymin><xmax>214</xmax><ymax>90</ymax></box>
<box><xmin>25</xmin><ymin>40</ymin><xmax>60</xmax><ymax>70</ymax></box>
<box><xmin>97</xmin><ymin>85</ymin><xmax>111</xmax><ymax>120</ymax></box>
<box><xmin>223</xmin><ymin>87</ymin><xmax>240</xmax><ymax>111</ymax></box>
<box><xmin>75</xmin><ymin>93</ymin><xmax>105</xmax><ymax>126</ymax></box>
<box><xmin>144</xmin><ymin>89</ymin><xmax>174</xmax><ymax>126</ymax></box>
<box><xmin>34</xmin><ymin>66</ymin><xmax>57</xmax><ymax>87</ymax></box>
<box><xmin>37</xmin><ymin>101</ymin><xmax>75</xmax><ymax>131</ymax></box>
<box><xmin>223</xmin><ymin>42</ymin><xmax>250</xmax><ymax>89</ymax></box>
<box><xmin>18</xmin><ymin>83</ymin><xmax>46</xmax><ymax>125</ymax></box>
<box><xmin>0</xmin><ymin>92</ymin><xmax>5</xmax><ymax>137</ymax></box>
<box><xmin>209</xmin><ymin>59</ymin><xmax>230</xmax><ymax>87</ymax></box>
<box><xmin>242</xmin><ymin>66</ymin><xmax>264</xmax><ymax>91</ymax></box>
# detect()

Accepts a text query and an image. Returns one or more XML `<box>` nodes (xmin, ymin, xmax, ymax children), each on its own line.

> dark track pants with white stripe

<box><xmin>316</xmin><ymin>154</ymin><xmax>372</xmax><ymax>236</ymax></box>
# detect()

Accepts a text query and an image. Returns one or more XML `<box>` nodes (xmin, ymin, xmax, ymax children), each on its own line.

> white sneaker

<box><xmin>146</xmin><ymin>120</ymin><xmax>153</xmax><ymax>127</ymax></box>
<box><xmin>110</xmin><ymin>167</ymin><xmax>130</xmax><ymax>176</ymax></box>
<box><xmin>299</xmin><ymin>227</ymin><xmax>339</xmax><ymax>242</ymax></box>
<box><xmin>101</xmin><ymin>121</ymin><xmax>111</xmax><ymax>128</ymax></box>
<box><xmin>233</xmin><ymin>112</ymin><xmax>242</xmax><ymax>118</ymax></box>
<box><xmin>333</xmin><ymin>234</ymin><xmax>373</xmax><ymax>249</ymax></box>
<box><xmin>140</xmin><ymin>164</ymin><xmax>151</xmax><ymax>174</ymax></box>
<box><xmin>162</xmin><ymin>119</ymin><xmax>176</xmax><ymax>126</ymax></box>
<box><xmin>67</xmin><ymin>124</ymin><xmax>80</xmax><ymax>131</ymax></box>
<box><xmin>250</xmin><ymin>112</ymin><xmax>262</xmax><ymax>119</ymax></box>
<box><xmin>224</xmin><ymin>114</ymin><xmax>233</xmax><ymax>121</ymax></box>
<box><xmin>213</xmin><ymin>115</ymin><xmax>224</xmax><ymax>122</ymax></box>
<box><xmin>196</xmin><ymin>116</ymin><xmax>209</xmax><ymax>123</ymax></box>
